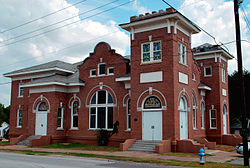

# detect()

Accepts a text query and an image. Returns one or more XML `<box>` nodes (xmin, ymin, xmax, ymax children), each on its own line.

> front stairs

<box><xmin>17</xmin><ymin>135</ymin><xmax>40</xmax><ymax>146</ymax></box>
<box><xmin>128</xmin><ymin>140</ymin><xmax>161</xmax><ymax>153</ymax></box>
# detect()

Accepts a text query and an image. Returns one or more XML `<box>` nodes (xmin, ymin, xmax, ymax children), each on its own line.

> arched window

<box><xmin>223</xmin><ymin>105</ymin><xmax>227</xmax><ymax>115</ymax></box>
<box><xmin>192</xmin><ymin>95</ymin><xmax>197</xmax><ymax>129</ymax></box>
<box><xmin>127</xmin><ymin>99</ymin><xmax>131</xmax><ymax>130</ymax></box>
<box><xmin>71</xmin><ymin>101</ymin><xmax>79</xmax><ymax>128</ymax></box>
<box><xmin>38</xmin><ymin>102</ymin><xmax>47</xmax><ymax>111</ymax></box>
<box><xmin>89</xmin><ymin>90</ymin><xmax>114</xmax><ymax>129</ymax></box>
<box><xmin>201</xmin><ymin>102</ymin><xmax>205</xmax><ymax>129</ymax></box>
<box><xmin>143</xmin><ymin>96</ymin><xmax>162</xmax><ymax>109</ymax></box>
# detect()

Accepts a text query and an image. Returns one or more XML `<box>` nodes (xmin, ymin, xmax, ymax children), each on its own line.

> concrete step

<box><xmin>128</xmin><ymin>140</ymin><xmax>161</xmax><ymax>153</ymax></box>
<box><xmin>17</xmin><ymin>135</ymin><xmax>40</xmax><ymax>146</ymax></box>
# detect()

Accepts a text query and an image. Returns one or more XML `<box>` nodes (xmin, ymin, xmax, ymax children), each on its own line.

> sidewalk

<box><xmin>0</xmin><ymin>145</ymin><xmax>241</xmax><ymax>163</ymax></box>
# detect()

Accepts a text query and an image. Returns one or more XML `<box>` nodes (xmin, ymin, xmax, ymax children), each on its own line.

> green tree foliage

<box><xmin>228</xmin><ymin>70</ymin><xmax>250</xmax><ymax>126</ymax></box>
<box><xmin>0</xmin><ymin>103</ymin><xmax>10</xmax><ymax>125</ymax></box>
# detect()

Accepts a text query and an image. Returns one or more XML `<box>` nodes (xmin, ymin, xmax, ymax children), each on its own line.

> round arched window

<box><xmin>179</xmin><ymin>97</ymin><xmax>187</xmax><ymax>111</ymax></box>
<box><xmin>89</xmin><ymin>90</ymin><xmax>114</xmax><ymax>129</ymax></box>
<box><xmin>143</xmin><ymin>96</ymin><xmax>162</xmax><ymax>109</ymax></box>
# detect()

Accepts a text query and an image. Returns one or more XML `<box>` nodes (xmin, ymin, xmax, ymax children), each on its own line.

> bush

<box><xmin>96</xmin><ymin>121</ymin><xmax>119</xmax><ymax>146</ymax></box>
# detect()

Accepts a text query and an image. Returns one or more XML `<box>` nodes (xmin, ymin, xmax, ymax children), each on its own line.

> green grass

<box><xmin>39</xmin><ymin>143</ymin><xmax>120</xmax><ymax>152</ymax></box>
<box><xmin>0</xmin><ymin>148</ymin><xmax>244</xmax><ymax>168</ymax></box>
<box><xmin>164</xmin><ymin>152</ymin><xmax>215</xmax><ymax>158</ymax></box>
<box><xmin>216</xmin><ymin>145</ymin><xmax>236</xmax><ymax>152</ymax></box>
<box><xmin>0</xmin><ymin>141</ymin><xmax>10</xmax><ymax>146</ymax></box>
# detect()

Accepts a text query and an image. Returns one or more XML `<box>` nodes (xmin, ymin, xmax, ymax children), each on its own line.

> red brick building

<box><xmin>4</xmin><ymin>8</ymin><xmax>236</xmax><ymax>151</ymax></box>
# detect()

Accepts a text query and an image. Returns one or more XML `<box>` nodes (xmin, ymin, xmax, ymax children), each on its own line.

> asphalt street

<box><xmin>0</xmin><ymin>152</ymin><xmax>186</xmax><ymax>168</ymax></box>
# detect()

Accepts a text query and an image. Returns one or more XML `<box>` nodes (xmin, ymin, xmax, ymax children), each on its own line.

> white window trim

<box><xmin>192</xmin><ymin>73</ymin><xmax>196</xmax><ymax>81</ymax></box>
<box><xmin>178</xmin><ymin>43</ymin><xmax>187</xmax><ymax>66</ymax></box>
<box><xmin>18</xmin><ymin>84</ymin><xmax>24</xmax><ymax>97</ymax></box>
<box><xmin>17</xmin><ymin>109</ymin><xmax>22</xmax><ymax>128</ymax></box>
<box><xmin>209</xmin><ymin>109</ymin><xmax>217</xmax><ymax>129</ymax></box>
<box><xmin>57</xmin><ymin>108</ymin><xmax>64</xmax><ymax>130</ymax></box>
<box><xmin>222</xmin><ymin>68</ymin><xmax>226</xmax><ymax>83</ymax></box>
<box><xmin>89</xmin><ymin>90</ymin><xmax>114</xmax><ymax>130</ymax></box>
<box><xmin>192</xmin><ymin>96</ymin><xmax>197</xmax><ymax>129</ymax></box>
<box><xmin>204</xmin><ymin>66</ymin><xmax>212</xmax><ymax>77</ymax></box>
<box><xmin>107</xmin><ymin>67</ymin><xmax>114</xmax><ymax>76</ymax></box>
<box><xmin>126</xmin><ymin>99</ymin><xmax>131</xmax><ymax>131</ymax></box>
<box><xmin>71</xmin><ymin>101</ymin><xmax>79</xmax><ymax>129</ymax></box>
<box><xmin>201</xmin><ymin>103</ymin><xmax>205</xmax><ymax>129</ymax></box>
<box><xmin>90</xmin><ymin>69</ymin><xmax>97</xmax><ymax>77</ymax></box>
<box><xmin>141</xmin><ymin>40</ymin><xmax>162</xmax><ymax>64</ymax></box>
<box><xmin>98</xmin><ymin>63</ymin><xmax>106</xmax><ymax>76</ymax></box>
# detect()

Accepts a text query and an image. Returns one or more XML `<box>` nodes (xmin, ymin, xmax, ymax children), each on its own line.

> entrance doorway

<box><xmin>142</xmin><ymin>96</ymin><xmax>163</xmax><ymax>141</ymax></box>
<box><xmin>179</xmin><ymin>97</ymin><xmax>188</xmax><ymax>140</ymax></box>
<box><xmin>223</xmin><ymin>105</ymin><xmax>227</xmax><ymax>134</ymax></box>
<box><xmin>35</xmin><ymin>102</ymin><xmax>48</xmax><ymax>135</ymax></box>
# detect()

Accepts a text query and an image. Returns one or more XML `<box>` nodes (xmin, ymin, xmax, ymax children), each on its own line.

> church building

<box><xmin>4</xmin><ymin>8</ymin><xmax>237</xmax><ymax>152</ymax></box>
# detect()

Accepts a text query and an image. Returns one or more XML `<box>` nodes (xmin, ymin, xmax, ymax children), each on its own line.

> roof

<box><xmin>4</xmin><ymin>60</ymin><xmax>76</xmax><ymax>77</ymax></box>
<box><xmin>120</xmin><ymin>8</ymin><xmax>200</xmax><ymax>34</ymax></box>
<box><xmin>192</xmin><ymin>43</ymin><xmax>234</xmax><ymax>59</ymax></box>
<box><xmin>198</xmin><ymin>82</ymin><xmax>211</xmax><ymax>91</ymax></box>
<box><xmin>22</xmin><ymin>71</ymin><xmax>84</xmax><ymax>87</ymax></box>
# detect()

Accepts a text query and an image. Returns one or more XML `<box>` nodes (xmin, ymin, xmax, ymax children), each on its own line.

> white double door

<box><xmin>35</xmin><ymin>111</ymin><xmax>47</xmax><ymax>136</ymax></box>
<box><xmin>180</xmin><ymin>111</ymin><xmax>188</xmax><ymax>140</ymax></box>
<box><xmin>142</xmin><ymin>111</ymin><xmax>162</xmax><ymax>141</ymax></box>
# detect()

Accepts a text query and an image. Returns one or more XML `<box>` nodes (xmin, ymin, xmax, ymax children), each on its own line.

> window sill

<box><xmin>69</xmin><ymin>128</ymin><xmax>79</xmax><ymax>130</ymax></box>
<box><xmin>204</xmin><ymin>75</ymin><xmax>212</xmax><ymax>77</ymax></box>
<box><xmin>16</xmin><ymin>126</ymin><xmax>22</xmax><ymax>128</ymax></box>
<box><xmin>193</xmin><ymin>128</ymin><xmax>198</xmax><ymax>130</ymax></box>
<box><xmin>56</xmin><ymin>128</ymin><xmax>64</xmax><ymax>130</ymax></box>
<box><xmin>209</xmin><ymin>127</ymin><xmax>217</xmax><ymax>130</ymax></box>
<box><xmin>107</xmin><ymin>73</ymin><xmax>114</xmax><ymax>76</ymax></box>
<box><xmin>179</xmin><ymin>63</ymin><xmax>188</xmax><ymax>67</ymax></box>
<box><xmin>140</xmin><ymin>60</ymin><xmax>162</xmax><ymax>65</ymax></box>
<box><xmin>88</xmin><ymin>128</ymin><xmax>113</xmax><ymax>131</ymax></box>
<box><xmin>18</xmin><ymin>96</ymin><xmax>23</xmax><ymax>98</ymax></box>
<box><xmin>125</xmin><ymin>129</ymin><xmax>131</xmax><ymax>132</ymax></box>
<box><xmin>201</xmin><ymin>128</ymin><xmax>205</xmax><ymax>130</ymax></box>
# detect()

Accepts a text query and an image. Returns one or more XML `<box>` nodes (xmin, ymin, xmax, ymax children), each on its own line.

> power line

<box><xmin>240</xmin><ymin>5</ymin><xmax>250</xmax><ymax>31</ymax></box>
<box><xmin>0</xmin><ymin>29</ymin><xmax>122</xmax><ymax>71</ymax></box>
<box><xmin>0</xmin><ymin>0</ymin><xmax>88</xmax><ymax>34</ymax></box>
<box><xmin>161</xmin><ymin>0</ymin><xmax>218</xmax><ymax>44</ymax></box>
<box><xmin>0</xmin><ymin>0</ymin><xmax>133</xmax><ymax>48</ymax></box>
<box><xmin>0</xmin><ymin>0</ymin><xmax>119</xmax><ymax>44</ymax></box>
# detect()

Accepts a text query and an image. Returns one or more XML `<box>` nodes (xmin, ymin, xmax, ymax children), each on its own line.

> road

<box><xmin>0</xmin><ymin>152</ymin><xmax>185</xmax><ymax>168</ymax></box>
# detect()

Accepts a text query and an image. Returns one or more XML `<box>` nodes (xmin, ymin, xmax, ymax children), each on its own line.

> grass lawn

<box><xmin>216</xmin><ymin>145</ymin><xmax>235</xmax><ymax>152</ymax></box>
<box><xmin>164</xmin><ymin>152</ymin><xmax>214</xmax><ymax>158</ymax></box>
<box><xmin>0</xmin><ymin>141</ymin><xmax>10</xmax><ymax>146</ymax></box>
<box><xmin>39</xmin><ymin>143</ymin><xmax>120</xmax><ymax>152</ymax></box>
<box><xmin>0</xmin><ymin>148</ymin><xmax>243</xmax><ymax>168</ymax></box>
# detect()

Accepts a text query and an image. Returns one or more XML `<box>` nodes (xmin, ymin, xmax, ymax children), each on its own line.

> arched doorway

<box><xmin>142</xmin><ymin>96</ymin><xmax>162</xmax><ymax>141</ymax></box>
<box><xmin>179</xmin><ymin>97</ymin><xmax>188</xmax><ymax>140</ymax></box>
<box><xmin>223</xmin><ymin>105</ymin><xmax>227</xmax><ymax>134</ymax></box>
<box><xmin>35</xmin><ymin>101</ymin><xmax>48</xmax><ymax>135</ymax></box>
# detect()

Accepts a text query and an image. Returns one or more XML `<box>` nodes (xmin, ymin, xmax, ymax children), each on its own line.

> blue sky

<box><xmin>0</xmin><ymin>0</ymin><xmax>249</xmax><ymax>106</ymax></box>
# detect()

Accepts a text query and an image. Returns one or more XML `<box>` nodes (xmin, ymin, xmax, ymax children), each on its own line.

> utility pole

<box><xmin>234</xmin><ymin>0</ymin><xmax>249</xmax><ymax>166</ymax></box>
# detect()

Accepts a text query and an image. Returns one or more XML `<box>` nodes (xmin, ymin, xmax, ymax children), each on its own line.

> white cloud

<box><xmin>132</xmin><ymin>0</ymin><xmax>150</xmax><ymax>14</ymax></box>
<box><xmin>180</xmin><ymin>0</ymin><xmax>250</xmax><ymax>74</ymax></box>
<box><xmin>0</xmin><ymin>0</ymin><xmax>130</xmax><ymax>105</ymax></box>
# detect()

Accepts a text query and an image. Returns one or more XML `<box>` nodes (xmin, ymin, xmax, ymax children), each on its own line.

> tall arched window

<box><xmin>127</xmin><ymin>99</ymin><xmax>131</xmax><ymax>130</ymax></box>
<box><xmin>201</xmin><ymin>102</ymin><xmax>205</xmax><ymax>129</ymax></box>
<box><xmin>89</xmin><ymin>90</ymin><xmax>114</xmax><ymax>129</ymax></box>
<box><xmin>179</xmin><ymin>97</ymin><xmax>187</xmax><ymax>112</ymax></box>
<box><xmin>71</xmin><ymin>101</ymin><xmax>79</xmax><ymax>128</ymax></box>
<box><xmin>192</xmin><ymin>95</ymin><xmax>197</xmax><ymax>129</ymax></box>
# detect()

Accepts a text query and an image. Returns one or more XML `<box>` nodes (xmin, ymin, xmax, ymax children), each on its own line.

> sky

<box><xmin>0</xmin><ymin>0</ymin><xmax>249</xmax><ymax>106</ymax></box>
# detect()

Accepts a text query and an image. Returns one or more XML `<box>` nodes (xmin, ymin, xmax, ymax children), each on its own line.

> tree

<box><xmin>228</xmin><ymin>70</ymin><xmax>250</xmax><ymax>130</ymax></box>
<box><xmin>0</xmin><ymin>103</ymin><xmax>10</xmax><ymax>125</ymax></box>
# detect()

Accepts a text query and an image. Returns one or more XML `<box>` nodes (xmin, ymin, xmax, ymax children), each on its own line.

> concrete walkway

<box><xmin>0</xmin><ymin>145</ymin><xmax>241</xmax><ymax>164</ymax></box>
